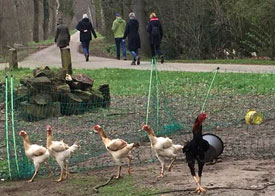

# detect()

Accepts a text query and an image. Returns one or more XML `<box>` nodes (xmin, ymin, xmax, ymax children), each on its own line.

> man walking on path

<box><xmin>76</xmin><ymin>14</ymin><xmax>97</xmax><ymax>62</ymax></box>
<box><xmin>55</xmin><ymin>18</ymin><xmax>70</xmax><ymax>49</ymax></box>
<box><xmin>123</xmin><ymin>12</ymin><xmax>141</xmax><ymax>65</ymax></box>
<box><xmin>147</xmin><ymin>13</ymin><xmax>164</xmax><ymax>64</ymax></box>
<box><xmin>112</xmin><ymin>13</ymin><xmax>127</xmax><ymax>60</ymax></box>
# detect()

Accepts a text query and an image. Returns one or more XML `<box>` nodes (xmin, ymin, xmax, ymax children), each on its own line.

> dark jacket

<box><xmin>55</xmin><ymin>24</ymin><xmax>70</xmax><ymax>48</ymax></box>
<box><xmin>147</xmin><ymin>17</ymin><xmax>163</xmax><ymax>45</ymax></box>
<box><xmin>76</xmin><ymin>18</ymin><xmax>97</xmax><ymax>42</ymax></box>
<box><xmin>123</xmin><ymin>19</ymin><xmax>141</xmax><ymax>51</ymax></box>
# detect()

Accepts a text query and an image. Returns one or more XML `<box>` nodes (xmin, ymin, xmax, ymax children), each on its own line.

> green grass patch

<box><xmin>1</xmin><ymin>68</ymin><xmax>275</xmax><ymax>96</ymax></box>
<box><xmin>76</xmin><ymin>68</ymin><xmax>275</xmax><ymax>96</ymax></box>
<box><xmin>62</xmin><ymin>175</ymin><xmax>160</xmax><ymax>196</ymax></box>
<box><xmin>172</xmin><ymin>58</ymin><xmax>275</xmax><ymax>65</ymax></box>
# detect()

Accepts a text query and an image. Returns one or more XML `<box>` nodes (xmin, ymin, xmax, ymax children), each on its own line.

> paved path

<box><xmin>1</xmin><ymin>32</ymin><xmax>275</xmax><ymax>73</ymax></box>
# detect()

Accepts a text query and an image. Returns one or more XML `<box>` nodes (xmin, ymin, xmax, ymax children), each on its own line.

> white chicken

<box><xmin>46</xmin><ymin>125</ymin><xmax>79</xmax><ymax>182</ymax></box>
<box><xmin>141</xmin><ymin>124</ymin><xmax>183</xmax><ymax>178</ymax></box>
<box><xmin>93</xmin><ymin>125</ymin><xmax>140</xmax><ymax>178</ymax></box>
<box><xmin>19</xmin><ymin>130</ymin><xmax>52</xmax><ymax>182</ymax></box>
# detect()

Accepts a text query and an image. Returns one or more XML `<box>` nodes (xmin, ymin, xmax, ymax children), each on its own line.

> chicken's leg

<box><xmin>56</xmin><ymin>168</ymin><xmax>64</xmax><ymax>182</ymax></box>
<box><xmin>194</xmin><ymin>176</ymin><xmax>206</xmax><ymax>193</ymax></box>
<box><xmin>44</xmin><ymin>161</ymin><xmax>53</xmax><ymax>177</ymax></box>
<box><xmin>188</xmin><ymin>159</ymin><xmax>204</xmax><ymax>193</ymax></box>
<box><xmin>127</xmin><ymin>156</ymin><xmax>132</xmax><ymax>175</ymax></box>
<box><xmin>27</xmin><ymin>169</ymin><xmax>38</xmax><ymax>183</ymax></box>
<box><xmin>64</xmin><ymin>160</ymin><xmax>70</xmax><ymax>179</ymax></box>
<box><xmin>195</xmin><ymin>160</ymin><xmax>206</xmax><ymax>193</ymax></box>
<box><xmin>168</xmin><ymin>157</ymin><xmax>176</xmax><ymax>172</ymax></box>
<box><xmin>27</xmin><ymin>163</ymin><xmax>39</xmax><ymax>183</ymax></box>
<box><xmin>115</xmin><ymin>166</ymin><xmax>122</xmax><ymax>179</ymax></box>
<box><xmin>157</xmin><ymin>157</ymin><xmax>165</xmax><ymax>178</ymax></box>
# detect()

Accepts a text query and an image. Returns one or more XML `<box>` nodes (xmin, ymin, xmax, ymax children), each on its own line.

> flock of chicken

<box><xmin>20</xmin><ymin>113</ymin><xmax>209</xmax><ymax>193</ymax></box>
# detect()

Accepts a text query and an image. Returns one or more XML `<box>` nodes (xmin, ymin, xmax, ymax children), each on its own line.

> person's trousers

<box><xmin>81</xmin><ymin>40</ymin><xmax>90</xmax><ymax>56</ymax></box>
<box><xmin>115</xmin><ymin>38</ymin><xmax>126</xmax><ymax>58</ymax></box>
<box><xmin>130</xmin><ymin>49</ymin><xmax>138</xmax><ymax>61</ymax></box>
<box><xmin>150</xmin><ymin>44</ymin><xmax>163</xmax><ymax>57</ymax></box>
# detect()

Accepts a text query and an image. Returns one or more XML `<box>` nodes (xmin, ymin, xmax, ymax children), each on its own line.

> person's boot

<box><xmin>136</xmin><ymin>56</ymin><xmax>140</xmax><ymax>65</ymax></box>
<box><xmin>160</xmin><ymin>55</ymin><xmax>164</xmax><ymax>64</ymax></box>
<box><xmin>131</xmin><ymin>59</ymin><xmax>136</xmax><ymax>65</ymax></box>
<box><xmin>123</xmin><ymin>56</ymin><xmax>127</xmax><ymax>60</ymax></box>
<box><xmin>117</xmin><ymin>56</ymin><xmax>120</xmax><ymax>60</ymax></box>
<box><xmin>86</xmin><ymin>54</ymin><xmax>89</xmax><ymax>62</ymax></box>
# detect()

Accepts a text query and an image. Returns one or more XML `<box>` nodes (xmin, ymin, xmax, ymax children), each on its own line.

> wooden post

<box><xmin>9</xmin><ymin>48</ymin><xmax>18</xmax><ymax>69</ymax></box>
<box><xmin>60</xmin><ymin>48</ymin><xmax>72</xmax><ymax>74</ymax></box>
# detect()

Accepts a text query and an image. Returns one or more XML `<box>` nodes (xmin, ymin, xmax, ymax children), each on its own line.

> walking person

<box><xmin>147</xmin><ymin>13</ymin><xmax>164</xmax><ymax>64</ymax></box>
<box><xmin>76</xmin><ymin>14</ymin><xmax>97</xmax><ymax>62</ymax></box>
<box><xmin>55</xmin><ymin>18</ymin><xmax>70</xmax><ymax>49</ymax></box>
<box><xmin>123</xmin><ymin>12</ymin><xmax>141</xmax><ymax>65</ymax></box>
<box><xmin>112</xmin><ymin>13</ymin><xmax>127</xmax><ymax>60</ymax></box>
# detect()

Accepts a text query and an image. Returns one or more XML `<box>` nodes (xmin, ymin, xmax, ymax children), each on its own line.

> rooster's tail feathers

<box><xmin>133</xmin><ymin>142</ymin><xmax>140</xmax><ymax>148</ymax></box>
<box><xmin>68</xmin><ymin>143</ymin><xmax>79</xmax><ymax>153</ymax></box>
<box><xmin>174</xmin><ymin>144</ymin><xmax>183</xmax><ymax>151</ymax></box>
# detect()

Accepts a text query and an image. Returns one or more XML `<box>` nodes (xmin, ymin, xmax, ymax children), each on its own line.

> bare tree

<box><xmin>33</xmin><ymin>0</ymin><xmax>40</xmax><ymax>42</ymax></box>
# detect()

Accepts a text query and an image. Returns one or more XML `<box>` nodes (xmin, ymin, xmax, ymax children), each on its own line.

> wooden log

<box><xmin>9</xmin><ymin>48</ymin><xmax>18</xmax><ymax>69</ymax></box>
<box><xmin>60</xmin><ymin>48</ymin><xmax>72</xmax><ymax>74</ymax></box>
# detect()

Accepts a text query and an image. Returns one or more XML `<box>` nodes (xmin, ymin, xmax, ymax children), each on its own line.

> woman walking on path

<box><xmin>55</xmin><ymin>18</ymin><xmax>70</xmax><ymax>49</ymax></box>
<box><xmin>112</xmin><ymin>13</ymin><xmax>127</xmax><ymax>60</ymax></box>
<box><xmin>76</xmin><ymin>14</ymin><xmax>97</xmax><ymax>62</ymax></box>
<box><xmin>123</xmin><ymin>12</ymin><xmax>141</xmax><ymax>65</ymax></box>
<box><xmin>147</xmin><ymin>13</ymin><xmax>164</xmax><ymax>64</ymax></box>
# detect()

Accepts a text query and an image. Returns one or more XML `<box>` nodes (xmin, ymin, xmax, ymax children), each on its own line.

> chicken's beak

<box><xmin>138</xmin><ymin>129</ymin><xmax>143</xmax><ymax>132</ymax></box>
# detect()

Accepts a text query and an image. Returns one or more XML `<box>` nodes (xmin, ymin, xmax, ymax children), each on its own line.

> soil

<box><xmin>1</xmin><ymin>158</ymin><xmax>275</xmax><ymax>196</ymax></box>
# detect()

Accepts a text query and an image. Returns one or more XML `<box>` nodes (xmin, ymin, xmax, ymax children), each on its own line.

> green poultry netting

<box><xmin>1</xmin><ymin>60</ymin><xmax>275</xmax><ymax>180</ymax></box>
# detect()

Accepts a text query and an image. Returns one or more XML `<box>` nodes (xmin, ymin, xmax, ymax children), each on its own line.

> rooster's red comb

<box><xmin>142</xmin><ymin>124</ymin><xmax>150</xmax><ymax>130</ymax></box>
<box><xmin>46</xmin><ymin>125</ymin><xmax>52</xmax><ymax>130</ymax></box>
<box><xmin>94</xmin><ymin>125</ymin><xmax>101</xmax><ymax>130</ymax></box>
<box><xmin>19</xmin><ymin>130</ymin><xmax>26</xmax><ymax>136</ymax></box>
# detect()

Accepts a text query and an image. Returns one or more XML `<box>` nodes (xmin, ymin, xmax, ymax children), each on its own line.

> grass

<box><xmin>76</xmin><ymin>68</ymin><xmax>275</xmax><ymax>96</ymax></box>
<box><xmin>1</xmin><ymin>68</ymin><xmax>275</xmax><ymax>96</ymax></box>
<box><xmin>172</xmin><ymin>58</ymin><xmax>275</xmax><ymax>65</ymax></box>
<box><xmin>60</xmin><ymin>175</ymin><xmax>160</xmax><ymax>196</ymax></box>
<box><xmin>0</xmin><ymin>174</ymin><xmax>160</xmax><ymax>196</ymax></box>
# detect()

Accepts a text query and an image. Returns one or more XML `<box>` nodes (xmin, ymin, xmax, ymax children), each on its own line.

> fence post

<box><xmin>60</xmin><ymin>48</ymin><xmax>72</xmax><ymax>74</ymax></box>
<box><xmin>9</xmin><ymin>48</ymin><xmax>18</xmax><ymax>70</ymax></box>
<box><xmin>10</xmin><ymin>75</ymin><xmax>20</xmax><ymax>177</ymax></box>
<box><xmin>5</xmin><ymin>76</ymin><xmax>12</xmax><ymax>179</ymax></box>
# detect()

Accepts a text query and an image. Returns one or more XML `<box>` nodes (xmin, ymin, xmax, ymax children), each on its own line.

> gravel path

<box><xmin>1</xmin><ymin>32</ymin><xmax>275</xmax><ymax>73</ymax></box>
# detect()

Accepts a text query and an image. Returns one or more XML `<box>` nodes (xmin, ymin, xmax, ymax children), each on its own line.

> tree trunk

<box><xmin>132</xmin><ymin>0</ymin><xmax>150</xmax><ymax>56</ymax></box>
<box><xmin>43</xmin><ymin>0</ymin><xmax>49</xmax><ymax>40</ymax></box>
<box><xmin>33</xmin><ymin>0</ymin><xmax>40</xmax><ymax>42</ymax></box>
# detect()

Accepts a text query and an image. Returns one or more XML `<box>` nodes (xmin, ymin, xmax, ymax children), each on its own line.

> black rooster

<box><xmin>183</xmin><ymin>113</ymin><xmax>210</xmax><ymax>193</ymax></box>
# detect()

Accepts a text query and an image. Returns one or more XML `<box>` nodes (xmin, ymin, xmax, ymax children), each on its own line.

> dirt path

<box><xmin>1</xmin><ymin>32</ymin><xmax>275</xmax><ymax>73</ymax></box>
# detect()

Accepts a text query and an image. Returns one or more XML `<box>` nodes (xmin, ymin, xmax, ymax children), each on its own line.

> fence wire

<box><xmin>1</xmin><ymin>67</ymin><xmax>275</xmax><ymax>180</ymax></box>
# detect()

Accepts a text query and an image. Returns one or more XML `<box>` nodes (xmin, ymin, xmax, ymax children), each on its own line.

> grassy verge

<box><xmin>172</xmin><ymin>58</ymin><xmax>275</xmax><ymax>65</ymax></box>
<box><xmin>1</xmin><ymin>68</ymin><xmax>275</xmax><ymax>96</ymax></box>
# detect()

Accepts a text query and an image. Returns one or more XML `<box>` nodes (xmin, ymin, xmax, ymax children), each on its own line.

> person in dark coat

<box><xmin>123</xmin><ymin>12</ymin><xmax>141</xmax><ymax>65</ymax></box>
<box><xmin>55</xmin><ymin>18</ymin><xmax>70</xmax><ymax>49</ymax></box>
<box><xmin>147</xmin><ymin>13</ymin><xmax>164</xmax><ymax>64</ymax></box>
<box><xmin>76</xmin><ymin>14</ymin><xmax>97</xmax><ymax>62</ymax></box>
